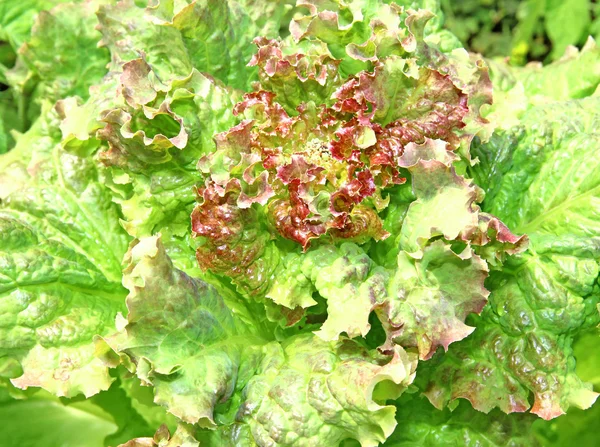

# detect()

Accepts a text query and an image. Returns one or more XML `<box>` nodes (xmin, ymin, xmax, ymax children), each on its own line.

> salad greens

<box><xmin>0</xmin><ymin>0</ymin><xmax>598</xmax><ymax>446</ymax></box>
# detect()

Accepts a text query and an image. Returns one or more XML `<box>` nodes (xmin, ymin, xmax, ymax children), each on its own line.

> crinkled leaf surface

<box><xmin>3</xmin><ymin>0</ymin><xmax>598</xmax><ymax>443</ymax></box>
<box><xmin>268</xmin><ymin>238</ymin><xmax>491</xmax><ymax>361</ymax></box>
<box><xmin>383</xmin><ymin>241</ymin><xmax>489</xmax><ymax>360</ymax></box>
<box><xmin>426</xmin><ymin>97</ymin><xmax>600</xmax><ymax>419</ymax></box>
<box><xmin>1</xmin><ymin>0</ymin><xmax>109</xmax><ymax>140</ymax></box>
<box><xmin>16</xmin><ymin>1</ymin><xmax>109</xmax><ymax>102</ymax></box>
<box><xmin>533</xmin><ymin>330</ymin><xmax>600</xmax><ymax>445</ymax></box>
<box><xmin>102</xmin><ymin>235</ymin><xmax>417</xmax><ymax>446</ymax></box>
<box><xmin>484</xmin><ymin>38</ymin><xmax>600</xmax><ymax>129</ymax></box>
<box><xmin>267</xmin><ymin>242</ymin><xmax>389</xmax><ymax>341</ymax></box>
<box><xmin>0</xmin><ymin>109</ymin><xmax>129</xmax><ymax>397</ymax></box>
<box><xmin>0</xmin><ymin>0</ymin><xmax>74</xmax><ymax>50</ymax></box>
<box><xmin>96</xmin><ymin>0</ymin><xmax>293</xmax><ymax>90</ymax></box>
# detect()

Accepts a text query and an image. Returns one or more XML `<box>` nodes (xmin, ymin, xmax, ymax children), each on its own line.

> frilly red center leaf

<box><xmin>197</xmin><ymin>45</ymin><xmax>476</xmax><ymax>249</ymax></box>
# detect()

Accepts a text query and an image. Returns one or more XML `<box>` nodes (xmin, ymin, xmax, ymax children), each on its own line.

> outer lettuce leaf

<box><xmin>100</xmin><ymin>235</ymin><xmax>417</xmax><ymax>446</ymax></box>
<box><xmin>533</xmin><ymin>330</ymin><xmax>600</xmax><ymax>445</ymax></box>
<box><xmin>0</xmin><ymin>216</ymin><xmax>124</xmax><ymax>397</ymax></box>
<box><xmin>96</xmin><ymin>0</ymin><xmax>293</xmax><ymax>90</ymax></box>
<box><xmin>98</xmin><ymin>66</ymin><xmax>239</xmax><ymax>237</ymax></box>
<box><xmin>1</xmin><ymin>111</ymin><xmax>127</xmax><ymax>281</ymax></box>
<box><xmin>268</xmin><ymin>238</ymin><xmax>490</xmax><ymax>361</ymax></box>
<box><xmin>0</xmin><ymin>0</ymin><xmax>74</xmax><ymax>50</ymax></box>
<box><xmin>0</xmin><ymin>109</ymin><xmax>129</xmax><ymax>398</ymax></box>
<box><xmin>426</xmin><ymin>98</ymin><xmax>600</xmax><ymax>419</ymax></box>
<box><xmin>0</xmin><ymin>377</ymin><xmax>161</xmax><ymax>447</ymax></box>
<box><xmin>196</xmin><ymin>335</ymin><xmax>416</xmax><ymax>447</ymax></box>
<box><xmin>15</xmin><ymin>1</ymin><xmax>109</xmax><ymax>102</ymax></box>
<box><xmin>118</xmin><ymin>373</ymin><xmax>180</xmax><ymax>436</ymax></box>
<box><xmin>267</xmin><ymin>242</ymin><xmax>389</xmax><ymax>340</ymax></box>
<box><xmin>99</xmin><ymin>235</ymin><xmax>266</xmax><ymax>426</ymax></box>
<box><xmin>85</xmin><ymin>377</ymin><xmax>163</xmax><ymax>446</ymax></box>
<box><xmin>2</xmin><ymin>0</ymin><xmax>109</xmax><ymax>141</ymax></box>
<box><xmin>385</xmin><ymin>0</ymin><xmax>463</xmax><ymax>53</ymax></box>
<box><xmin>0</xmin><ymin>105</ymin><xmax>54</xmax><ymax>197</ymax></box>
<box><xmin>382</xmin><ymin>240</ymin><xmax>488</xmax><ymax>360</ymax></box>
<box><xmin>159</xmin><ymin>0</ymin><xmax>295</xmax><ymax>90</ymax></box>
<box><xmin>397</xmin><ymin>142</ymin><xmax>479</xmax><ymax>256</ymax></box>
<box><xmin>484</xmin><ymin>38</ymin><xmax>600</xmax><ymax>129</ymax></box>
<box><xmin>96</xmin><ymin>0</ymin><xmax>192</xmax><ymax>79</ymax></box>
<box><xmin>0</xmin><ymin>0</ymin><xmax>100</xmax><ymax>151</ymax></box>
<box><xmin>59</xmin><ymin>62</ymin><xmax>239</xmax><ymax>274</ymax></box>
<box><xmin>535</xmin><ymin>404</ymin><xmax>600</xmax><ymax>447</ymax></box>
<box><xmin>502</xmin><ymin>38</ymin><xmax>600</xmax><ymax>101</ymax></box>
<box><xmin>0</xmin><ymin>86</ymin><xmax>24</xmax><ymax>153</ymax></box>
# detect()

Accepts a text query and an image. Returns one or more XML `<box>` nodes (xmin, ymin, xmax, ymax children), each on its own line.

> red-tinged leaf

<box><xmin>397</xmin><ymin>138</ymin><xmax>458</xmax><ymax>168</ymax></box>
<box><xmin>98</xmin><ymin>104</ymin><xmax>187</xmax><ymax>168</ymax></box>
<box><xmin>249</xmin><ymin>37</ymin><xmax>342</xmax><ymax>113</ymax></box>
<box><xmin>332</xmin><ymin>57</ymin><xmax>470</xmax><ymax>147</ymax></box>
<box><xmin>380</xmin><ymin>241</ymin><xmax>490</xmax><ymax>360</ymax></box>
<box><xmin>191</xmin><ymin>184</ymin><xmax>278</xmax><ymax>298</ymax></box>
<box><xmin>201</xmin><ymin>91</ymin><xmax>398</xmax><ymax>248</ymax></box>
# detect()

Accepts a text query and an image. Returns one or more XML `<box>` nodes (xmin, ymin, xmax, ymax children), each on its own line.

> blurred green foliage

<box><xmin>442</xmin><ymin>0</ymin><xmax>600</xmax><ymax>64</ymax></box>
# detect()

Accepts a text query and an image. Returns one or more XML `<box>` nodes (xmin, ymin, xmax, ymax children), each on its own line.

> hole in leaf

<box><xmin>364</xmin><ymin>312</ymin><xmax>386</xmax><ymax>349</ymax></box>
<box><xmin>130</xmin><ymin>113</ymin><xmax>181</xmax><ymax>139</ymax></box>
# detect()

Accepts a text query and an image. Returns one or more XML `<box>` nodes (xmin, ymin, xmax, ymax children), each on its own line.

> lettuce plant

<box><xmin>0</xmin><ymin>1</ymin><xmax>598</xmax><ymax>446</ymax></box>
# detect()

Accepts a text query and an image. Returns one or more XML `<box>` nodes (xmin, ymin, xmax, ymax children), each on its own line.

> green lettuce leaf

<box><xmin>2</xmin><ymin>0</ymin><xmax>109</xmax><ymax>140</ymax></box>
<box><xmin>159</xmin><ymin>0</ymin><xmax>295</xmax><ymax>90</ymax></box>
<box><xmin>0</xmin><ymin>0</ymin><xmax>75</xmax><ymax>51</ymax></box>
<box><xmin>97</xmin><ymin>65</ymin><xmax>239</xmax><ymax>237</ymax></box>
<box><xmin>533</xmin><ymin>330</ymin><xmax>600</xmax><ymax>445</ymax></box>
<box><xmin>96</xmin><ymin>0</ymin><xmax>293</xmax><ymax>90</ymax></box>
<box><xmin>118</xmin><ymin>373</ymin><xmax>180</xmax><ymax>435</ymax></box>
<box><xmin>15</xmin><ymin>1</ymin><xmax>109</xmax><ymax>102</ymax></box>
<box><xmin>0</xmin><ymin>108</ymin><xmax>129</xmax><ymax>397</ymax></box>
<box><xmin>0</xmin><ymin>377</ymin><xmax>162</xmax><ymax>447</ymax></box>
<box><xmin>484</xmin><ymin>38</ymin><xmax>600</xmax><ymax>129</ymax></box>
<box><xmin>0</xmin><ymin>88</ymin><xmax>23</xmax><ymax>153</ymax></box>
<box><xmin>267</xmin><ymin>242</ymin><xmax>389</xmax><ymax>341</ymax></box>
<box><xmin>100</xmin><ymin>235</ymin><xmax>417</xmax><ymax>446</ymax></box>
<box><xmin>426</xmin><ymin>97</ymin><xmax>600</xmax><ymax>419</ymax></box>
<box><xmin>382</xmin><ymin>240</ymin><xmax>489</xmax><ymax>360</ymax></box>
<box><xmin>267</xmin><ymin>238</ymin><xmax>491</xmax><ymax>361</ymax></box>
<box><xmin>58</xmin><ymin>62</ymin><xmax>240</xmax><ymax>274</ymax></box>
